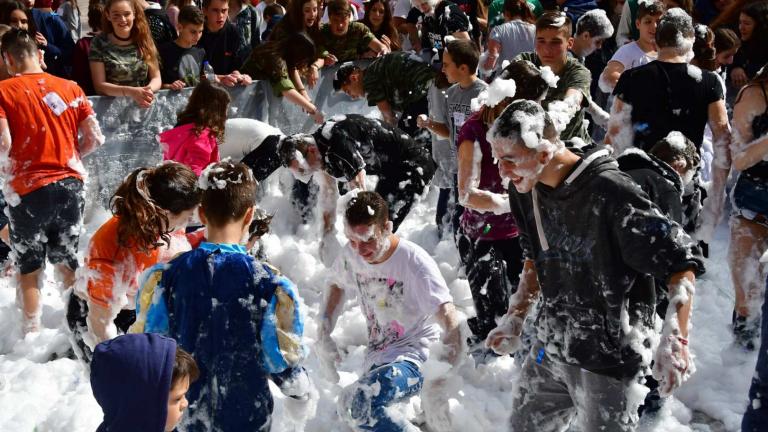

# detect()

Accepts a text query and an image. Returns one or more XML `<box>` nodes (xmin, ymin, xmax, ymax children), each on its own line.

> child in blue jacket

<box><xmin>131</xmin><ymin>160</ymin><xmax>315</xmax><ymax>431</ymax></box>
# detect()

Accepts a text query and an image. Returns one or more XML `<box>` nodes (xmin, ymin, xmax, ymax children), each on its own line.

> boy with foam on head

<box><xmin>516</xmin><ymin>11</ymin><xmax>593</xmax><ymax>142</ymax></box>
<box><xmin>318</xmin><ymin>190</ymin><xmax>466</xmax><ymax>431</ymax></box>
<box><xmin>571</xmin><ymin>9</ymin><xmax>614</xmax><ymax>63</ymax></box>
<box><xmin>0</xmin><ymin>28</ymin><xmax>104</xmax><ymax>334</ymax></box>
<box><xmin>159</xmin><ymin>5</ymin><xmax>207</xmax><ymax>90</ymax></box>
<box><xmin>418</xmin><ymin>38</ymin><xmax>487</xmax><ymax>235</ymax></box>
<box><xmin>91</xmin><ymin>333</ymin><xmax>198</xmax><ymax>432</ymax></box>
<box><xmin>599</xmin><ymin>0</ymin><xmax>664</xmax><ymax>93</ymax></box>
<box><xmin>131</xmin><ymin>160</ymin><xmax>316</xmax><ymax>431</ymax></box>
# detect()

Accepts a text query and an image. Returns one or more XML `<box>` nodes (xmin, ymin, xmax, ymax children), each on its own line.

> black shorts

<box><xmin>8</xmin><ymin>177</ymin><xmax>84</xmax><ymax>274</ymax></box>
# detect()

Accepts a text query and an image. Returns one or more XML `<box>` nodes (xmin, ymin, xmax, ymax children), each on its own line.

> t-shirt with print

<box><xmin>329</xmin><ymin>239</ymin><xmax>453</xmax><ymax>368</ymax></box>
<box><xmin>456</xmin><ymin>112</ymin><xmax>518</xmax><ymax>240</ymax></box>
<box><xmin>318</xmin><ymin>21</ymin><xmax>375</xmax><ymax>63</ymax></box>
<box><xmin>362</xmin><ymin>52</ymin><xmax>436</xmax><ymax>112</ymax></box>
<box><xmin>407</xmin><ymin>2</ymin><xmax>469</xmax><ymax>63</ymax></box>
<box><xmin>0</xmin><ymin>73</ymin><xmax>93</xmax><ymax>196</ymax></box>
<box><xmin>428</xmin><ymin>84</ymin><xmax>454</xmax><ymax>188</ymax></box>
<box><xmin>197</xmin><ymin>22</ymin><xmax>246</xmax><ymax>74</ymax></box>
<box><xmin>516</xmin><ymin>52</ymin><xmax>592</xmax><ymax>142</ymax></box>
<box><xmin>89</xmin><ymin>34</ymin><xmax>149</xmax><ymax>87</ymax></box>
<box><xmin>608</xmin><ymin>41</ymin><xmax>656</xmax><ymax>71</ymax></box>
<box><xmin>614</xmin><ymin>61</ymin><xmax>724</xmax><ymax>151</ymax></box>
<box><xmin>159</xmin><ymin>42</ymin><xmax>206</xmax><ymax>86</ymax></box>
<box><xmin>489</xmin><ymin>20</ymin><xmax>536</xmax><ymax>72</ymax></box>
<box><xmin>441</xmin><ymin>79</ymin><xmax>487</xmax><ymax>166</ymax></box>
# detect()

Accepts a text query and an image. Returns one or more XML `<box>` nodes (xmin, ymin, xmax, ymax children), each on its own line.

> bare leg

<box><xmin>18</xmin><ymin>269</ymin><xmax>41</xmax><ymax>334</ymax></box>
<box><xmin>729</xmin><ymin>216</ymin><xmax>768</xmax><ymax>318</ymax></box>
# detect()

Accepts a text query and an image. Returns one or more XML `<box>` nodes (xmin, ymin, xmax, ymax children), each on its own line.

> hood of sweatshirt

<box><xmin>91</xmin><ymin>333</ymin><xmax>177</xmax><ymax>432</ymax></box>
<box><xmin>617</xmin><ymin>148</ymin><xmax>684</xmax><ymax>197</ymax></box>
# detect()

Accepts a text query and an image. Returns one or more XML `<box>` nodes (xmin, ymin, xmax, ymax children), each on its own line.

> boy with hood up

<box><xmin>91</xmin><ymin>333</ymin><xmax>199</xmax><ymax>432</ymax></box>
<box><xmin>484</xmin><ymin>100</ymin><xmax>704</xmax><ymax>431</ymax></box>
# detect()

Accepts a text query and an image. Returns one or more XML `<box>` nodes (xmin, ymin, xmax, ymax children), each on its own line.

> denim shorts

<box><xmin>733</xmin><ymin>174</ymin><xmax>768</xmax><ymax>218</ymax></box>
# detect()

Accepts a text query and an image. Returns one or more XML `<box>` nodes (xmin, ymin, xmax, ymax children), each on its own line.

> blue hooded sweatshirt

<box><xmin>91</xmin><ymin>333</ymin><xmax>177</xmax><ymax>432</ymax></box>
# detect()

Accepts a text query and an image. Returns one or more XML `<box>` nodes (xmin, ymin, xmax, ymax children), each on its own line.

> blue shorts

<box><xmin>733</xmin><ymin>174</ymin><xmax>768</xmax><ymax>218</ymax></box>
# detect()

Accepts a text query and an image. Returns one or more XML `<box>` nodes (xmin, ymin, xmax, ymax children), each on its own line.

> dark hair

<box><xmin>200</xmin><ymin>160</ymin><xmax>258</xmax><ymax>227</ymax></box>
<box><xmin>176</xmin><ymin>77</ymin><xmax>230</xmax><ymax>141</ymax></box>
<box><xmin>445</xmin><ymin>38</ymin><xmax>479</xmax><ymax>72</ymax></box>
<box><xmin>171</xmin><ymin>347</ymin><xmax>199</xmax><ymax>387</ymax></box>
<box><xmin>361</xmin><ymin>0</ymin><xmax>399</xmax><ymax>50</ymax></box>
<box><xmin>0</xmin><ymin>1</ymin><xmax>36</xmax><ymax>33</ymax></box>
<box><xmin>492</xmin><ymin>99</ymin><xmax>559</xmax><ymax>145</ymax></box>
<box><xmin>279</xmin><ymin>0</ymin><xmax>320</xmax><ymax>36</ymax></box>
<box><xmin>656</xmin><ymin>9</ymin><xmax>695</xmax><ymax>50</ymax></box>
<box><xmin>278</xmin><ymin>134</ymin><xmax>314</xmax><ymax>166</ymax></box>
<box><xmin>332</xmin><ymin>61</ymin><xmax>360</xmax><ymax>91</ymax></box>
<box><xmin>575</xmin><ymin>10</ymin><xmax>613</xmax><ymax>38</ymax></box>
<box><xmin>250</xmin><ymin>32</ymin><xmax>316</xmax><ymax>81</ymax></box>
<box><xmin>535</xmin><ymin>11</ymin><xmax>572</xmax><ymax>38</ymax></box>
<box><xmin>714</xmin><ymin>27</ymin><xmax>741</xmax><ymax>51</ymax></box>
<box><xmin>503</xmin><ymin>0</ymin><xmax>535</xmax><ymax>23</ymax></box>
<box><xmin>201</xmin><ymin>0</ymin><xmax>225</xmax><ymax>9</ymax></box>
<box><xmin>264</xmin><ymin>3</ymin><xmax>284</xmax><ymax>18</ymax></box>
<box><xmin>177</xmin><ymin>4</ymin><xmax>204</xmax><ymax>26</ymax></box>
<box><xmin>649</xmin><ymin>132</ymin><xmax>700</xmax><ymax>171</ymax></box>
<box><xmin>692</xmin><ymin>25</ymin><xmax>717</xmax><ymax>71</ymax></box>
<box><xmin>327</xmin><ymin>0</ymin><xmax>351</xmax><ymax>17</ymax></box>
<box><xmin>740</xmin><ymin>1</ymin><xmax>768</xmax><ymax>46</ymax></box>
<box><xmin>87</xmin><ymin>3</ymin><xmax>104</xmax><ymax>31</ymax></box>
<box><xmin>111</xmin><ymin>163</ymin><xmax>201</xmax><ymax>251</ymax></box>
<box><xmin>668</xmin><ymin>0</ymin><xmax>694</xmax><ymax>16</ymax></box>
<box><xmin>481</xmin><ymin>59</ymin><xmax>549</xmax><ymax>125</ymax></box>
<box><xmin>636</xmin><ymin>0</ymin><xmax>666</xmax><ymax>20</ymax></box>
<box><xmin>345</xmin><ymin>191</ymin><xmax>389</xmax><ymax>227</ymax></box>
<box><xmin>0</xmin><ymin>28</ymin><xmax>38</xmax><ymax>61</ymax></box>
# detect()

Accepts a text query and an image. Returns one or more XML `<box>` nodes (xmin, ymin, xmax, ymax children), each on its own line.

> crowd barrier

<box><xmin>82</xmin><ymin>65</ymin><xmax>377</xmax><ymax>212</ymax></box>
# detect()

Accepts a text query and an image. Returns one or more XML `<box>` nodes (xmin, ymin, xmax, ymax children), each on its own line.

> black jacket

<box><xmin>617</xmin><ymin>149</ymin><xmax>684</xmax><ymax>224</ymax></box>
<box><xmin>510</xmin><ymin>145</ymin><xmax>704</xmax><ymax>377</ymax></box>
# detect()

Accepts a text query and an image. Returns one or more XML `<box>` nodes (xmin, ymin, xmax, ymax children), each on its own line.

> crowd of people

<box><xmin>0</xmin><ymin>0</ymin><xmax>768</xmax><ymax>430</ymax></box>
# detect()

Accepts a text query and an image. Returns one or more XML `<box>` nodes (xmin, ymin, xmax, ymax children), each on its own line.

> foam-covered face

<box><xmin>303</xmin><ymin>0</ymin><xmax>318</xmax><ymax>28</ymax></box>
<box><xmin>493</xmin><ymin>140</ymin><xmax>550</xmax><ymax>193</ymax></box>
<box><xmin>344</xmin><ymin>222</ymin><xmax>393</xmax><ymax>263</ymax></box>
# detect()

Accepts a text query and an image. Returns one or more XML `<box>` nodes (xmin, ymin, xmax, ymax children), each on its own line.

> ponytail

<box><xmin>111</xmin><ymin>163</ymin><xmax>201</xmax><ymax>251</ymax></box>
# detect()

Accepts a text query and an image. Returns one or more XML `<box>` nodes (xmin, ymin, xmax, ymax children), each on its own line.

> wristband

<box><xmin>677</xmin><ymin>336</ymin><xmax>688</xmax><ymax>345</ymax></box>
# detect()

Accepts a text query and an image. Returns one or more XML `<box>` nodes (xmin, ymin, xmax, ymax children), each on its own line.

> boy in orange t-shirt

<box><xmin>0</xmin><ymin>28</ymin><xmax>104</xmax><ymax>334</ymax></box>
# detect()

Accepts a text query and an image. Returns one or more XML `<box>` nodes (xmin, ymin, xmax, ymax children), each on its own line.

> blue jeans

<box><xmin>742</xmin><ymin>278</ymin><xmax>768</xmax><ymax>431</ymax></box>
<box><xmin>339</xmin><ymin>361</ymin><xmax>423</xmax><ymax>431</ymax></box>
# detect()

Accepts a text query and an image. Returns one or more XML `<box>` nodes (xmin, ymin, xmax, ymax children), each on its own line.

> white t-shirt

<box><xmin>609</xmin><ymin>41</ymin><xmax>656</xmax><ymax>71</ymax></box>
<box><xmin>330</xmin><ymin>238</ymin><xmax>453</xmax><ymax>368</ymax></box>
<box><xmin>393</xmin><ymin>0</ymin><xmax>413</xmax><ymax>18</ymax></box>
<box><xmin>220</xmin><ymin>118</ymin><xmax>283</xmax><ymax>160</ymax></box>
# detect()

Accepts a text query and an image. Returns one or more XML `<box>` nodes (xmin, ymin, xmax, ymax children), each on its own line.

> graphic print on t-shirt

<box><xmin>178</xmin><ymin>52</ymin><xmax>202</xmax><ymax>86</ymax></box>
<box><xmin>353</xmin><ymin>274</ymin><xmax>408</xmax><ymax>353</ymax></box>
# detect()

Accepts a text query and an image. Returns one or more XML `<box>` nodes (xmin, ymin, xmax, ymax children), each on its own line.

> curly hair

<box><xmin>175</xmin><ymin>79</ymin><xmax>231</xmax><ymax>142</ymax></box>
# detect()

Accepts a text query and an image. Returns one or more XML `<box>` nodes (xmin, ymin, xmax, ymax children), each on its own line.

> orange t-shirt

<box><xmin>86</xmin><ymin>216</ymin><xmax>160</xmax><ymax>309</ymax></box>
<box><xmin>0</xmin><ymin>73</ymin><xmax>93</xmax><ymax>196</ymax></box>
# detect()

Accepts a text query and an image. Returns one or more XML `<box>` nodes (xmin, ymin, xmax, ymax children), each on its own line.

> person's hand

<box><xmin>324</xmin><ymin>53</ymin><xmax>337</xmax><ymax>67</ymax></box>
<box><xmin>129</xmin><ymin>86</ymin><xmax>154</xmax><ymax>108</ymax></box>
<box><xmin>316</xmin><ymin>320</ymin><xmax>341</xmax><ymax>383</ymax></box>
<box><xmin>236</xmin><ymin>72</ymin><xmax>252</xmax><ymax>85</ymax></box>
<box><xmin>422</xmin><ymin>378</ymin><xmax>452</xmax><ymax>430</ymax></box>
<box><xmin>652</xmin><ymin>334</ymin><xmax>693</xmax><ymax>397</ymax></box>
<box><xmin>0</xmin><ymin>225</ymin><xmax>9</xmax><ymax>246</ymax></box>
<box><xmin>380</xmin><ymin>34</ymin><xmax>392</xmax><ymax>49</ymax></box>
<box><xmin>168</xmin><ymin>80</ymin><xmax>185</xmax><ymax>91</ymax></box>
<box><xmin>416</xmin><ymin>114</ymin><xmax>430</xmax><ymax>129</ymax></box>
<box><xmin>731</xmin><ymin>67</ymin><xmax>748</xmax><ymax>88</ymax></box>
<box><xmin>307</xmin><ymin>65</ymin><xmax>320</xmax><ymax>88</ymax></box>
<box><xmin>311</xmin><ymin>109</ymin><xmax>324</xmax><ymax>124</ymax></box>
<box><xmin>377</xmin><ymin>45</ymin><xmax>390</xmax><ymax>56</ymax></box>
<box><xmin>484</xmin><ymin>314</ymin><xmax>524</xmax><ymax>355</ymax></box>
<box><xmin>219</xmin><ymin>74</ymin><xmax>238</xmax><ymax>87</ymax></box>
<box><xmin>35</xmin><ymin>32</ymin><xmax>47</xmax><ymax>47</ymax></box>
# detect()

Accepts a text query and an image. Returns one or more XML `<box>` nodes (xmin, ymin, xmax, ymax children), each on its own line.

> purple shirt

<box><xmin>456</xmin><ymin>113</ymin><xmax>518</xmax><ymax>240</ymax></box>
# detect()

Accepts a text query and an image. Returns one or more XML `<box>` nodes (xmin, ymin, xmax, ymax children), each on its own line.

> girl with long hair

<box><xmin>360</xmin><ymin>0</ymin><xmax>400</xmax><ymax>53</ymax></box>
<box><xmin>241</xmin><ymin>32</ymin><xmax>324</xmax><ymax>123</ymax></box>
<box><xmin>269</xmin><ymin>0</ymin><xmax>324</xmax><ymax>92</ymax></box>
<box><xmin>89</xmin><ymin>0</ymin><xmax>161</xmax><ymax>108</ymax></box>
<box><xmin>67</xmin><ymin>162</ymin><xmax>201</xmax><ymax>357</ymax></box>
<box><xmin>729</xmin><ymin>0</ymin><xmax>768</xmax><ymax>87</ymax></box>
<box><xmin>159</xmin><ymin>80</ymin><xmax>231</xmax><ymax>175</ymax></box>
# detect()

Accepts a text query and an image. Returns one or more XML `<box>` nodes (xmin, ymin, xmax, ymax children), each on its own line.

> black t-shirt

<box><xmin>197</xmin><ymin>22</ymin><xmax>245</xmax><ymax>74</ymax></box>
<box><xmin>312</xmin><ymin>114</ymin><xmax>429</xmax><ymax>181</ymax></box>
<box><xmin>158</xmin><ymin>42</ymin><xmax>206</xmax><ymax>85</ymax></box>
<box><xmin>614</xmin><ymin>61</ymin><xmax>723</xmax><ymax>151</ymax></box>
<box><xmin>407</xmin><ymin>1</ymin><xmax>469</xmax><ymax>63</ymax></box>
